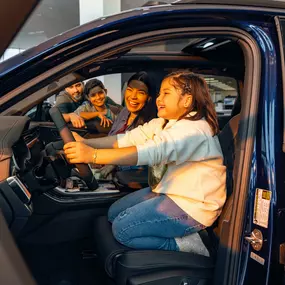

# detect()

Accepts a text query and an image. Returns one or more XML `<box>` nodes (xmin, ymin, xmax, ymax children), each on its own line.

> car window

<box><xmin>86</xmin><ymin>74</ymin><xmax>123</xmax><ymax>105</ymax></box>
<box><xmin>203</xmin><ymin>75</ymin><xmax>238</xmax><ymax>116</ymax></box>
<box><xmin>131</xmin><ymin>38</ymin><xmax>206</xmax><ymax>53</ymax></box>
<box><xmin>26</xmin><ymin>74</ymin><xmax>125</xmax><ymax>122</ymax></box>
<box><xmin>25</xmin><ymin>98</ymin><xmax>54</xmax><ymax>121</ymax></box>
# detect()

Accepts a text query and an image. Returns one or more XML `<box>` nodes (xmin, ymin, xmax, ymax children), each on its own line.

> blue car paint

<box><xmin>1</xmin><ymin>4</ymin><xmax>285</xmax><ymax>285</ymax></box>
<box><xmin>239</xmin><ymin>23</ymin><xmax>278</xmax><ymax>285</ymax></box>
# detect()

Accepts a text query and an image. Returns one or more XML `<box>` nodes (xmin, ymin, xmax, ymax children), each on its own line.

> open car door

<box><xmin>0</xmin><ymin>1</ymin><xmax>41</xmax><ymax>284</ymax></box>
<box><xmin>0</xmin><ymin>210</ymin><xmax>36</xmax><ymax>285</ymax></box>
<box><xmin>0</xmin><ymin>0</ymin><xmax>40</xmax><ymax>57</ymax></box>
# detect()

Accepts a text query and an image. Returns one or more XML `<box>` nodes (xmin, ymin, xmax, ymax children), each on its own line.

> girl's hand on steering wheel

<box><xmin>97</xmin><ymin>113</ymin><xmax>113</xmax><ymax>128</ymax></box>
<box><xmin>63</xmin><ymin>142</ymin><xmax>95</xmax><ymax>164</ymax></box>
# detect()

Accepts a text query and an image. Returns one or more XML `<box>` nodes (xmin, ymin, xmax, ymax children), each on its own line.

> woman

<box><xmin>98</xmin><ymin>71</ymin><xmax>157</xmax><ymax>179</ymax></box>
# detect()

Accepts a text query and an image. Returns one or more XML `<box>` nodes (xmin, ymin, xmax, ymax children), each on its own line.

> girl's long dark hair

<box><xmin>164</xmin><ymin>71</ymin><xmax>219</xmax><ymax>136</ymax></box>
<box><xmin>126</xmin><ymin>71</ymin><xmax>157</xmax><ymax>127</ymax></box>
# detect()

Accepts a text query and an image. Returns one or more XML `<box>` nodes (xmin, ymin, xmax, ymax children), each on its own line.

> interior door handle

<box><xmin>245</xmin><ymin>229</ymin><xmax>263</xmax><ymax>251</ymax></box>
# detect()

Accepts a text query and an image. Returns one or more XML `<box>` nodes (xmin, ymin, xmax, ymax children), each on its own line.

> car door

<box><xmin>0</xmin><ymin>1</ymin><xmax>42</xmax><ymax>284</ymax></box>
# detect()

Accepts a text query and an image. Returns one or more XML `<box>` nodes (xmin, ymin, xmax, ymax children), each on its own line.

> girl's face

<box><xmin>156</xmin><ymin>78</ymin><xmax>192</xmax><ymax>120</ymax></box>
<box><xmin>124</xmin><ymin>80</ymin><xmax>149</xmax><ymax>114</ymax></box>
<box><xmin>88</xmin><ymin>86</ymin><xmax>107</xmax><ymax>107</ymax></box>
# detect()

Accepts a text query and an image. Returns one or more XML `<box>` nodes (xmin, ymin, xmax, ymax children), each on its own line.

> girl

<box><xmin>73</xmin><ymin>78</ymin><xmax>121</xmax><ymax>128</ymax></box>
<box><xmin>64</xmin><ymin>71</ymin><xmax>226</xmax><ymax>251</ymax></box>
<box><xmin>99</xmin><ymin>71</ymin><xmax>157</xmax><ymax>178</ymax></box>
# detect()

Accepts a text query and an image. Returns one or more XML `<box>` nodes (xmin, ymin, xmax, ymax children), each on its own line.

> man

<box><xmin>56</xmin><ymin>81</ymin><xmax>122</xmax><ymax>128</ymax></box>
<box><xmin>55</xmin><ymin>82</ymin><xmax>86</xmax><ymax>128</ymax></box>
<box><xmin>56</xmin><ymin>82</ymin><xmax>84</xmax><ymax>113</ymax></box>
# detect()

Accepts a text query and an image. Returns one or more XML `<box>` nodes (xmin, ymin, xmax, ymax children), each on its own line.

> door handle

<box><xmin>245</xmin><ymin>229</ymin><xmax>263</xmax><ymax>251</ymax></box>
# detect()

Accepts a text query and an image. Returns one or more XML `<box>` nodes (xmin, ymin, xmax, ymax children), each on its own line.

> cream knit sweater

<box><xmin>117</xmin><ymin>117</ymin><xmax>226</xmax><ymax>227</ymax></box>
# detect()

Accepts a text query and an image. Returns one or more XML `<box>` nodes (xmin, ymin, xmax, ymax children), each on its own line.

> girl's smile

<box><xmin>156</xmin><ymin>78</ymin><xmax>192</xmax><ymax>120</ymax></box>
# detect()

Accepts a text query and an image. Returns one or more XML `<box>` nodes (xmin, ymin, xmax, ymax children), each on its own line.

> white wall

<box><xmin>0</xmin><ymin>48</ymin><xmax>25</xmax><ymax>63</ymax></box>
<box><xmin>79</xmin><ymin>0</ymin><xmax>122</xmax><ymax>104</ymax></box>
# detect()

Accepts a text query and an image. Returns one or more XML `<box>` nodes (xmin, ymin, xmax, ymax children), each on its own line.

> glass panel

<box><xmin>203</xmin><ymin>75</ymin><xmax>238</xmax><ymax>116</ymax></box>
<box><xmin>1</xmin><ymin>0</ymin><xmax>80</xmax><ymax>63</ymax></box>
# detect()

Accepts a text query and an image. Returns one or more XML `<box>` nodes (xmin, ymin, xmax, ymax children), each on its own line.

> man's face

<box><xmin>65</xmin><ymin>82</ymin><xmax>84</xmax><ymax>102</ymax></box>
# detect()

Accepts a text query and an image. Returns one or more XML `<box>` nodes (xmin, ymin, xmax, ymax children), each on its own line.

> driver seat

<box><xmin>93</xmin><ymin>114</ymin><xmax>240</xmax><ymax>285</ymax></box>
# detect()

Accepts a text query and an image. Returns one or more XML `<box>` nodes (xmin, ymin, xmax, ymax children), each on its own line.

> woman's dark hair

<box><xmin>164</xmin><ymin>71</ymin><xmax>219</xmax><ymax>136</ymax></box>
<box><xmin>84</xmin><ymin>78</ymin><xmax>106</xmax><ymax>98</ymax></box>
<box><xmin>126</xmin><ymin>71</ymin><xmax>157</xmax><ymax>127</ymax></box>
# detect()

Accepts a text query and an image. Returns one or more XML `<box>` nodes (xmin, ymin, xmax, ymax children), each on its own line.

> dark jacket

<box><xmin>55</xmin><ymin>91</ymin><xmax>83</xmax><ymax>113</ymax></box>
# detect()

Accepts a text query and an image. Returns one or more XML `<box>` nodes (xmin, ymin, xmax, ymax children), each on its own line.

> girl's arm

<box><xmin>64</xmin><ymin>142</ymin><xmax>138</xmax><ymax>165</ymax></box>
<box><xmin>64</xmin><ymin>118</ymin><xmax>162</xmax><ymax>166</ymax></box>
<box><xmin>83</xmin><ymin>135</ymin><xmax>119</xmax><ymax>149</ymax></box>
<box><xmin>81</xmin><ymin>118</ymin><xmax>161</xmax><ymax>149</ymax></box>
<box><xmin>64</xmin><ymin>120</ymin><xmax>217</xmax><ymax>167</ymax></box>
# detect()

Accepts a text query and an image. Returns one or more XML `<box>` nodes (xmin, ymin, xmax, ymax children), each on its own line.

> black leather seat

<box><xmin>94</xmin><ymin>216</ymin><xmax>215</xmax><ymax>285</ymax></box>
<box><xmin>93</xmin><ymin>114</ymin><xmax>240</xmax><ymax>285</ymax></box>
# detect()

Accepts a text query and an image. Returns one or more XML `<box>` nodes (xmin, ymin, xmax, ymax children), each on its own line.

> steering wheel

<box><xmin>49</xmin><ymin>107</ymin><xmax>98</xmax><ymax>191</ymax></box>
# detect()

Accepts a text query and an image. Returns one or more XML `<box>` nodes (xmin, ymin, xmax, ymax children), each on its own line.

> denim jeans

<box><xmin>108</xmin><ymin>187</ymin><xmax>205</xmax><ymax>251</ymax></box>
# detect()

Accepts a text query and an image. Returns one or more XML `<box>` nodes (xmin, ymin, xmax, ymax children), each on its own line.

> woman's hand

<box><xmin>97</xmin><ymin>113</ymin><xmax>113</xmax><ymax>128</ymax></box>
<box><xmin>98</xmin><ymin>165</ymin><xmax>116</xmax><ymax>179</ymax></box>
<box><xmin>69</xmin><ymin>113</ymin><xmax>86</xmax><ymax>128</ymax></box>
<box><xmin>64</xmin><ymin>142</ymin><xmax>95</xmax><ymax>164</ymax></box>
<box><xmin>72</xmin><ymin>132</ymin><xmax>84</xmax><ymax>142</ymax></box>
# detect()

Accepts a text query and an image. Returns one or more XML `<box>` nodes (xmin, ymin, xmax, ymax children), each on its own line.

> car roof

<box><xmin>1</xmin><ymin>1</ymin><xmax>284</xmax><ymax>79</ymax></box>
<box><xmin>173</xmin><ymin>0</ymin><xmax>285</xmax><ymax>10</ymax></box>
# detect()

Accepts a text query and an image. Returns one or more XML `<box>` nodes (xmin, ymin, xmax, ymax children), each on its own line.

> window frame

<box><xmin>274</xmin><ymin>16</ymin><xmax>285</xmax><ymax>152</ymax></box>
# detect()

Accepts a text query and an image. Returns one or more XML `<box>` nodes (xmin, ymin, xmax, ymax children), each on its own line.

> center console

<box><xmin>54</xmin><ymin>176</ymin><xmax>120</xmax><ymax>195</ymax></box>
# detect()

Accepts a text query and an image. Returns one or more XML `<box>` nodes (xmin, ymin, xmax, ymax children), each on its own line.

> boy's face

<box><xmin>88</xmin><ymin>86</ymin><xmax>107</xmax><ymax>107</ymax></box>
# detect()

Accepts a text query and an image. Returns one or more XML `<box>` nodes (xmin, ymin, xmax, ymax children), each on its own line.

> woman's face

<box><xmin>124</xmin><ymin>80</ymin><xmax>149</xmax><ymax>114</ymax></box>
<box><xmin>88</xmin><ymin>86</ymin><xmax>107</xmax><ymax>107</ymax></box>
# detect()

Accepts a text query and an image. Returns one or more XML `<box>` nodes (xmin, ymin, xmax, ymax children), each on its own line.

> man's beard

<box><xmin>73</xmin><ymin>93</ymin><xmax>82</xmax><ymax>101</ymax></box>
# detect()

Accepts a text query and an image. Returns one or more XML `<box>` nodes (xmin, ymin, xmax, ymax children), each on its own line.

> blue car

<box><xmin>0</xmin><ymin>1</ymin><xmax>284</xmax><ymax>284</ymax></box>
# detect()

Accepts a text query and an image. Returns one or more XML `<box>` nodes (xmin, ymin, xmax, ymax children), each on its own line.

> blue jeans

<box><xmin>108</xmin><ymin>187</ymin><xmax>205</xmax><ymax>251</ymax></box>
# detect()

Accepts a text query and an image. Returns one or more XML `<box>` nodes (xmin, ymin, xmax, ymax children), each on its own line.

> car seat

<box><xmin>92</xmin><ymin>111</ymin><xmax>241</xmax><ymax>285</ymax></box>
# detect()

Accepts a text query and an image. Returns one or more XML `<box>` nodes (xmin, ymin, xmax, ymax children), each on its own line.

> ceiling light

<box><xmin>203</xmin><ymin>42</ymin><xmax>214</xmax><ymax>48</ymax></box>
<box><xmin>28</xmin><ymin>31</ymin><xmax>44</xmax><ymax>35</ymax></box>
